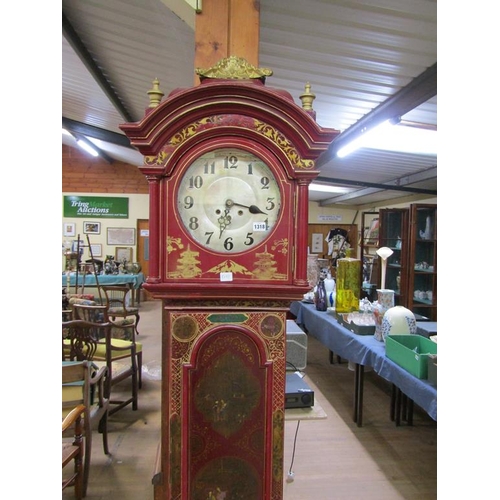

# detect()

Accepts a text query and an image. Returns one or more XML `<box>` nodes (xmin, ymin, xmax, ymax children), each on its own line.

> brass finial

<box><xmin>147</xmin><ymin>78</ymin><xmax>164</xmax><ymax>108</ymax></box>
<box><xmin>196</xmin><ymin>56</ymin><xmax>273</xmax><ymax>83</ymax></box>
<box><xmin>299</xmin><ymin>82</ymin><xmax>316</xmax><ymax>111</ymax></box>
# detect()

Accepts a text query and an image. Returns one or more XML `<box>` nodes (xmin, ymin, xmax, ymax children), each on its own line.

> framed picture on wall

<box><xmin>83</xmin><ymin>221</ymin><xmax>101</xmax><ymax>235</ymax></box>
<box><xmin>107</xmin><ymin>227</ymin><xmax>136</xmax><ymax>245</ymax></box>
<box><xmin>90</xmin><ymin>244</ymin><xmax>102</xmax><ymax>257</ymax></box>
<box><xmin>115</xmin><ymin>246</ymin><xmax>133</xmax><ymax>262</ymax></box>
<box><xmin>71</xmin><ymin>239</ymin><xmax>84</xmax><ymax>253</ymax></box>
<box><xmin>63</xmin><ymin>222</ymin><xmax>76</xmax><ymax>237</ymax></box>
<box><xmin>311</xmin><ymin>233</ymin><xmax>323</xmax><ymax>253</ymax></box>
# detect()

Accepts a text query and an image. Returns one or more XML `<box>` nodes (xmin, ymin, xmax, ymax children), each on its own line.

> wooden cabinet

<box><xmin>360</xmin><ymin>211</ymin><xmax>380</xmax><ymax>286</ymax></box>
<box><xmin>374</xmin><ymin>204</ymin><xmax>437</xmax><ymax>321</ymax></box>
<box><xmin>407</xmin><ymin>204</ymin><xmax>437</xmax><ymax>321</ymax></box>
<box><xmin>378</xmin><ymin>208</ymin><xmax>410</xmax><ymax>307</ymax></box>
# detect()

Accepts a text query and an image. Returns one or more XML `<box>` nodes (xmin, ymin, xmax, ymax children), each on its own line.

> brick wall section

<box><xmin>62</xmin><ymin>144</ymin><xmax>149</xmax><ymax>194</ymax></box>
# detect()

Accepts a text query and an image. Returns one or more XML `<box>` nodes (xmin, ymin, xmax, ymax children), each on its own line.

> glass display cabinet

<box><xmin>407</xmin><ymin>204</ymin><xmax>437</xmax><ymax>321</ymax></box>
<box><xmin>360</xmin><ymin>211</ymin><xmax>380</xmax><ymax>286</ymax></box>
<box><xmin>378</xmin><ymin>208</ymin><xmax>410</xmax><ymax>307</ymax></box>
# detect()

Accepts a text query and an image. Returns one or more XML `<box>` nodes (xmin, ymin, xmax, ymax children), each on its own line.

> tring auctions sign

<box><xmin>63</xmin><ymin>196</ymin><xmax>129</xmax><ymax>219</ymax></box>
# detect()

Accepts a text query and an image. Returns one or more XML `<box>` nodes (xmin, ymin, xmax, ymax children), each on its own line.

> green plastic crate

<box><xmin>385</xmin><ymin>335</ymin><xmax>438</xmax><ymax>379</ymax></box>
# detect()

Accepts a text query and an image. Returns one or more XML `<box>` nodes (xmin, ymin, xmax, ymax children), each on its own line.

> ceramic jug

<box><xmin>373</xmin><ymin>289</ymin><xmax>395</xmax><ymax>342</ymax></box>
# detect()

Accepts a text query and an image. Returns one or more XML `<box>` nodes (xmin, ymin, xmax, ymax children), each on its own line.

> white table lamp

<box><xmin>376</xmin><ymin>246</ymin><xmax>394</xmax><ymax>290</ymax></box>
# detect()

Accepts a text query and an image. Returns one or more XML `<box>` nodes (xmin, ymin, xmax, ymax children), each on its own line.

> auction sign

<box><xmin>63</xmin><ymin>196</ymin><xmax>129</xmax><ymax>218</ymax></box>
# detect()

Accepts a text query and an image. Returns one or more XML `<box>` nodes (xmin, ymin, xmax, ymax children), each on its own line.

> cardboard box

<box><xmin>385</xmin><ymin>335</ymin><xmax>437</xmax><ymax>379</ymax></box>
<box><xmin>286</xmin><ymin>320</ymin><xmax>307</xmax><ymax>371</ymax></box>
<box><xmin>416</xmin><ymin>321</ymin><xmax>437</xmax><ymax>338</ymax></box>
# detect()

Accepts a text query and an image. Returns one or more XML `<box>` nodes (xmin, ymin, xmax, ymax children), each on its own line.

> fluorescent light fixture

<box><xmin>309</xmin><ymin>183</ymin><xmax>352</xmax><ymax>194</ymax></box>
<box><xmin>76</xmin><ymin>139</ymin><xmax>99</xmax><ymax>157</ymax></box>
<box><xmin>337</xmin><ymin>120</ymin><xmax>437</xmax><ymax>158</ymax></box>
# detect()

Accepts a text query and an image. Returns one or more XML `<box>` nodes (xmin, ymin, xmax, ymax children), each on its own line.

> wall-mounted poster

<box><xmin>63</xmin><ymin>196</ymin><xmax>129</xmax><ymax>218</ymax></box>
<box><xmin>107</xmin><ymin>227</ymin><xmax>136</xmax><ymax>245</ymax></box>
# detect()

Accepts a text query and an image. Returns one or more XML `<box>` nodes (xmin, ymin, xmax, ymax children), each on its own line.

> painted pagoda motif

<box><xmin>168</xmin><ymin>245</ymin><xmax>202</xmax><ymax>278</ymax></box>
<box><xmin>252</xmin><ymin>246</ymin><xmax>287</xmax><ymax>280</ymax></box>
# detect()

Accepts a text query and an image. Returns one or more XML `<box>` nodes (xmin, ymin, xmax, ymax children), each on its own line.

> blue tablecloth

<box><xmin>63</xmin><ymin>273</ymin><xmax>145</xmax><ymax>290</ymax></box>
<box><xmin>290</xmin><ymin>301</ymin><xmax>437</xmax><ymax>421</ymax></box>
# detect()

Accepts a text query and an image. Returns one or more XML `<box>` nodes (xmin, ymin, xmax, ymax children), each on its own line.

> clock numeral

<box><xmin>188</xmin><ymin>216</ymin><xmax>199</xmax><ymax>230</ymax></box>
<box><xmin>223</xmin><ymin>237</ymin><xmax>234</xmax><ymax>251</ymax></box>
<box><xmin>224</xmin><ymin>155</ymin><xmax>238</xmax><ymax>170</ymax></box>
<box><xmin>265</xmin><ymin>197</ymin><xmax>276</xmax><ymax>211</ymax></box>
<box><xmin>244</xmin><ymin>233</ymin><xmax>254</xmax><ymax>246</ymax></box>
<box><xmin>260</xmin><ymin>177</ymin><xmax>270</xmax><ymax>189</ymax></box>
<box><xmin>247</xmin><ymin>162</ymin><xmax>253</xmax><ymax>175</ymax></box>
<box><xmin>203</xmin><ymin>161</ymin><xmax>215</xmax><ymax>174</ymax></box>
<box><xmin>183</xmin><ymin>195</ymin><xmax>194</xmax><ymax>209</ymax></box>
<box><xmin>188</xmin><ymin>175</ymin><xmax>203</xmax><ymax>189</ymax></box>
<box><xmin>204</xmin><ymin>231</ymin><xmax>214</xmax><ymax>244</ymax></box>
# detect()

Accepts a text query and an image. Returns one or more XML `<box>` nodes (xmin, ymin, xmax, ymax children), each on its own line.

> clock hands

<box><xmin>217</xmin><ymin>200</ymin><xmax>267</xmax><ymax>239</ymax></box>
<box><xmin>218</xmin><ymin>208</ymin><xmax>232</xmax><ymax>238</ymax></box>
<box><xmin>225</xmin><ymin>199</ymin><xmax>267</xmax><ymax>215</ymax></box>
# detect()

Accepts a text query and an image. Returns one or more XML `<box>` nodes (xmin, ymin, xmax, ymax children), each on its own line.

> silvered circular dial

<box><xmin>176</xmin><ymin>148</ymin><xmax>281</xmax><ymax>253</ymax></box>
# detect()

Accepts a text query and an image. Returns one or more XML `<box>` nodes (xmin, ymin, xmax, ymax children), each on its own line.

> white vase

<box><xmin>419</xmin><ymin>216</ymin><xmax>433</xmax><ymax>240</ymax></box>
<box><xmin>324</xmin><ymin>274</ymin><xmax>336</xmax><ymax>308</ymax></box>
<box><xmin>373</xmin><ymin>289</ymin><xmax>395</xmax><ymax>342</ymax></box>
<box><xmin>381</xmin><ymin>305</ymin><xmax>417</xmax><ymax>341</ymax></box>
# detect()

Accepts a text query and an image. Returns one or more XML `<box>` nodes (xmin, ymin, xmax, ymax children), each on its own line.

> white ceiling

<box><xmin>62</xmin><ymin>0</ymin><xmax>437</xmax><ymax>208</ymax></box>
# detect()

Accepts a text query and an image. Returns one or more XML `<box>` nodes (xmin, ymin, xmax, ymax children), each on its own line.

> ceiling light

<box><xmin>309</xmin><ymin>183</ymin><xmax>352</xmax><ymax>194</ymax></box>
<box><xmin>76</xmin><ymin>139</ymin><xmax>99</xmax><ymax>157</ymax></box>
<box><xmin>337</xmin><ymin>120</ymin><xmax>437</xmax><ymax>158</ymax></box>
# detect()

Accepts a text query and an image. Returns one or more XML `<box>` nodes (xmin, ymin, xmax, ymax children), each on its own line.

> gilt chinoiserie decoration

<box><xmin>120</xmin><ymin>56</ymin><xmax>339</xmax><ymax>499</ymax></box>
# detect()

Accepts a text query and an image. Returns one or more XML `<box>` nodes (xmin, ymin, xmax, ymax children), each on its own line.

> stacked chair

<box><xmin>63</xmin><ymin>314</ymin><xmax>141</xmax><ymax>416</ymax></box>
<box><xmin>62</xmin><ymin>361</ymin><xmax>109</xmax><ymax>497</ymax></box>
<box><xmin>62</xmin><ymin>283</ymin><xmax>143</xmax><ymax>495</ymax></box>
<box><xmin>62</xmin><ymin>404</ymin><xmax>85</xmax><ymax>499</ymax></box>
<box><xmin>100</xmin><ymin>285</ymin><xmax>140</xmax><ymax>335</ymax></box>
<box><xmin>71</xmin><ymin>303</ymin><xmax>143</xmax><ymax>390</ymax></box>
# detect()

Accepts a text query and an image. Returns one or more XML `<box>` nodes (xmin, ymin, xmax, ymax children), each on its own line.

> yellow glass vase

<box><xmin>335</xmin><ymin>250</ymin><xmax>361</xmax><ymax>313</ymax></box>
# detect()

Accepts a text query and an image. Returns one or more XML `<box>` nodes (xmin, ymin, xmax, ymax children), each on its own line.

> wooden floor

<box><xmin>62</xmin><ymin>299</ymin><xmax>437</xmax><ymax>499</ymax></box>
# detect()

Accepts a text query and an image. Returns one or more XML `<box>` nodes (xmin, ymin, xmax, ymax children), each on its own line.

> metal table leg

<box><xmin>353</xmin><ymin>363</ymin><xmax>364</xmax><ymax>427</ymax></box>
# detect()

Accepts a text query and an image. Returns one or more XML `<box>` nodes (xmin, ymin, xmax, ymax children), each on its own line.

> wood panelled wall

<box><xmin>62</xmin><ymin>145</ymin><xmax>148</xmax><ymax>194</ymax></box>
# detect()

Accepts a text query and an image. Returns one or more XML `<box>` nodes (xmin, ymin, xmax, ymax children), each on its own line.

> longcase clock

<box><xmin>120</xmin><ymin>56</ymin><xmax>339</xmax><ymax>499</ymax></box>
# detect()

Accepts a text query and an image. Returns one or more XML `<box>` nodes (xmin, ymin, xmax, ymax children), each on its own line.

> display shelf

<box><xmin>378</xmin><ymin>208</ymin><xmax>409</xmax><ymax>307</ymax></box>
<box><xmin>408</xmin><ymin>204</ymin><xmax>437</xmax><ymax>321</ymax></box>
<box><xmin>360</xmin><ymin>211</ymin><xmax>380</xmax><ymax>287</ymax></box>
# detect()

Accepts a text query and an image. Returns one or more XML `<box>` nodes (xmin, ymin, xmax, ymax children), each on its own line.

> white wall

<box><xmin>62</xmin><ymin>193</ymin><xmax>149</xmax><ymax>271</ymax></box>
<box><xmin>309</xmin><ymin>195</ymin><xmax>437</xmax><ymax>226</ymax></box>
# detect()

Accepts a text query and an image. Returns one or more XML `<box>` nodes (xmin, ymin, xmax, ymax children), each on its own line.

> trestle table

<box><xmin>289</xmin><ymin>301</ymin><xmax>437</xmax><ymax>426</ymax></box>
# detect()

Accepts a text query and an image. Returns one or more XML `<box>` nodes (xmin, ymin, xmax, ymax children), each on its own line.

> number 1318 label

<box><xmin>253</xmin><ymin>222</ymin><xmax>268</xmax><ymax>231</ymax></box>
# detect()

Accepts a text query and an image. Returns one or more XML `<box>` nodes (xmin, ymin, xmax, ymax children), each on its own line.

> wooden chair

<box><xmin>100</xmin><ymin>285</ymin><xmax>140</xmax><ymax>335</ymax></box>
<box><xmin>62</xmin><ymin>404</ymin><xmax>85</xmax><ymax>499</ymax></box>
<box><xmin>62</xmin><ymin>361</ymin><xmax>109</xmax><ymax>497</ymax></box>
<box><xmin>71</xmin><ymin>303</ymin><xmax>143</xmax><ymax>389</ymax></box>
<box><xmin>63</xmin><ymin>319</ymin><xmax>139</xmax><ymax>416</ymax></box>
